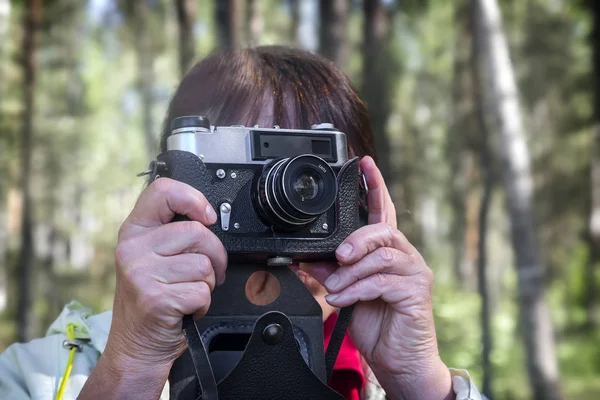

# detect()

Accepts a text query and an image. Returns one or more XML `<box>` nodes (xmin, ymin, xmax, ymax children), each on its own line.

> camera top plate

<box><xmin>166</xmin><ymin>122</ymin><xmax>349</xmax><ymax>168</ymax></box>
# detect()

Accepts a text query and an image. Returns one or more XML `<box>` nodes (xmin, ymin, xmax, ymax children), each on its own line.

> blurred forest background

<box><xmin>1</xmin><ymin>0</ymin><xmax>599</xmax><ymax>399</ymax></box>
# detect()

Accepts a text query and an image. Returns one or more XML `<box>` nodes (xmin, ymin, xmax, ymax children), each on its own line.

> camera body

<box><xmin>152</xmin><ymin>116</ymin><xmax>367</xmax><ymax>262</ymax></box>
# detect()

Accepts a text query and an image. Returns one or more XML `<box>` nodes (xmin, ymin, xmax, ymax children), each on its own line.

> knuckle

<box><xmin>117</xmin><ymin>223</ymin><xmax>130</xmax><ymax>241</ymax></box>
<box><xmin>382</xmin><ymin>222</ymin><xmax>396</xmax><ymax>236</ymax></box>
<box><xmin>378</xmin><ymin>247</ymin><xmax>396</xmax><ymax>263</ymax></box>
<box><xmin>414</xmin><ymin>267</ymin><xmax>434</xmax><ymax>292</ymax></box>
<box><xmin>196</xmin><ymin>281</ymin><xmax>211</xmax><ymax>297</ymax></box>
<box><xmin>423</xmin><ymin>266</ymin><xmax>435</xmax><ymax>285</ymax></box>
<box><xmin>195</xmin><ymin>255</ymin><xmax>216</xmax><ymax>287</ymax></box>
<box><xmin>180</xmin><ymin>220</ymin><xmax>206</xmax><ymax>240</ymax></box>
<box><xmin>150</xmin><ymin>177</ymin><xmax>175</xmax><ymax>196</ymax></box>
<box><xmin>183</xmin><ymin>282</ymin><xmax>212</xmax><ymax>307</ymax></box>
<box><xmin>195</xmin><ymin>253</ymin><xmax>212</xmax><ymax>273</ymax></box>
<box><xmin>381</xmin><ymin>222</ymin><xmax>401</xmax><ymax>245</ymax></box>
<box><xmin>394</xmin><ymin>228</ymin><xmax>408</xmax><ymax>243</ymax></box>
<box><xmin>115</xmin><ymin>241</ymin><xmax>136</xmax><ymax>267</ymax></box>
<box><xmin>388</xmin><ymin>223</ymin><xmax>406</xmax><ymax>244</ymax></box>
<box><xmin>195</xmin><ymin>190</ymin><xmax>208</xmax><ymax>205</ymax></box>
<box><xmin>374</xmin><ymin>273</ymin><xmax>391</xmax><ymax>287</ymax></box>
<box><xmin>192</xmin><ymin>287</ymin><xmax>212</xmax><ymax>317</ymax></box>
<box><xmin>120</xmin><ymin>263</ymin><xmax>146</xmax><ymax>286</ymax></box>
<box><xmin>400</xmin><ymin>253</ymin><xmax>417</xmax><ymax>271</ymax></box>
<box><xmin>137</xmin><ymin>287</ymin><xmax>165</xmax><ymax>316</ymax></box>
<box><xmin>342</xmin><ymin>266</ymin><xmax>361</xmax><ymax>287</ymax></box>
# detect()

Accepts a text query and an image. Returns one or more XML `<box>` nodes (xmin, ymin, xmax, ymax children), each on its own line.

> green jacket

<box><xmin>0</xmin><ymin>302</ymin><xmax>484</xmax><ymax>400</ymax></box>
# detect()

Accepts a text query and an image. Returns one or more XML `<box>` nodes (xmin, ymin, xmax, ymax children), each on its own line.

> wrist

<box><xmin>373</xmin><ymin>358</ymin><xmax>453</xmax><ymax>400</ymax></box>
<box><xmin>80</xmin><ymin>344</ymin><xmax>172</xmax><ymax>400</ymax></box>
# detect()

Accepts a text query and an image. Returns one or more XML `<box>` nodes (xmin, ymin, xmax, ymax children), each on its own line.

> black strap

<box><xmin>324</xmin><ymin>304</ymin><xmax>355</xmax><ymax>381</ymax></box>
<box><xmin>181</xmin><ymin>305</ymin><xmax>353</xmax><ymax>397</ymax></box>
<box><xmin>182</xmin><ymin>314</ymin><xmax>218</xmax><ymax>400</ymax></box>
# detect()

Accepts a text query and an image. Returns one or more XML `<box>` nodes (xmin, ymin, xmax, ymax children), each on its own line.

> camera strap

<box><xmin>181</xmin><ymin>314</ymin><xmax>218</xmax><ymax>400</ymax></box>
<box><xmin>324</xmin><ymin>304</ymin><xmax>355</xmax><ymax>381</ymax></box>
<box><xmin>178</xmin><ymin>306</ymin><xmax>354</xmax><ymax>400</ymax></box>
<box><xmin>171</xmin><ymin>263</ymin><xmax>356</xmax><ymax>400</ymax></box>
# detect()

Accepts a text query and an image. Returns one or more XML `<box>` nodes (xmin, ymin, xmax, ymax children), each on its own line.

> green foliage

<box><xmin>1</xmin><ymin>0</ymin><xmax>600</xmax><ymax>398</ymax></box>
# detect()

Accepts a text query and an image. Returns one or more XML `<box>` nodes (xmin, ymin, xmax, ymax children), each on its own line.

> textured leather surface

<box><xmin>170</xmin><ymin>265</ymin><xmax>336</xmax><ymax>399</ymax></box>
<box><xmin>215</xmin><ymin>311</ymin><xmax>345</xmax><ymax>400</ymax></box>
<box><xmin>156</xmin><ymin>150</ymin><xmax>367</xmax><ymax>261</ymax></box>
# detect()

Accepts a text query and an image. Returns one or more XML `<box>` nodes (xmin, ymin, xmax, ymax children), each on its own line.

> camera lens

<box><xmin>293</xmin><ymin>171</ymin><xmax>320</xmax><ymax>201</ymax></box>
<box><xmin>256</xmin><ymin>155</ymin><xmax>337</xmax><ymax>230</ymax></box>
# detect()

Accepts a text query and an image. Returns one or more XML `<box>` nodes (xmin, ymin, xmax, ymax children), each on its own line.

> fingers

<box><xmin>151</xmin><ymin>253</ymin><xmax>216</xmax><ymax>290</ymax></box>
<box><xmin>360</xmin><ymin>156</ymin><xmax>397</xmax><ymax>227</ymax></box>
<box><xmin>325</xmin><ymin>272</ymin><xmax>433</xmax><ymax>309</ymax></box>
<box><xmin>324</xmin><ymin>247</ymin><xmax>421</xmax><ymax>294</ymax></box>
<box><xmin>145</xmin><ymin>221</ymin><xmax>228</xmax><ymax>285</ymax></box>
<box><xmin>336</xmin><ymin>222</ymin><xmax>419</xmax><ymax>265</ymax></box>
<box><xmin>165</xmin><ymin>281</ymin><xmax>212</xmax><ymax>320</ymax></box>
<box><xmin>121</xmin><ymin>178</ymin><xmax>217</xmax><ymax>239</ymax></box>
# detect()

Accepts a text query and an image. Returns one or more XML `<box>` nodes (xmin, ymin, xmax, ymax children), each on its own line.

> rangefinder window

<box><xmin>250</xmin><ymin>131</ymin><xmax>337</xmax><ymax>162</ymax></box>
<box><xmin>311</xmin><ymin>139</ymin><xmax>332</xmax><ymax>158</ymax></box>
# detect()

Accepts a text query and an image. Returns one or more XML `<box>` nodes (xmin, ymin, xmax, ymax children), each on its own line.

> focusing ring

<box><xmin>256</xmin><ymin>155</ymin><xmax>337</xmax><ymax>230</ymax></box>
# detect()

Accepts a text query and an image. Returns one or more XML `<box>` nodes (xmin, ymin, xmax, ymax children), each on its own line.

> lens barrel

<box><xmin>256</xmin><ymin>155</ymin><xmax>337</xmax><ymax>230</ymax></box>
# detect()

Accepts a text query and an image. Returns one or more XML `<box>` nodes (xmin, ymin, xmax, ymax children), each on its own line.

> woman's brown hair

<box><xmin>160</xmin><ymin>45</ymin><xmax>376</xmax><ymax>160</ymax></box>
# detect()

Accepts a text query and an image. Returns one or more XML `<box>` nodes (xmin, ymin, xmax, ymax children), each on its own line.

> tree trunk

<box><xmin>293</xmin><ymin>0</ymin><xmax>318</xmax><ymax>51</ymax></box>
<box><xmin>586</xmin><ymin>0</ymin><xmax>600</xmax><ymax>329</ymax></box>
<box><xmin>470</xmin><ymin>0</ymin><xmax>493</xmax><ymax>395</ymax></box>
<box><xmin>473</xmin><ymin>1</ymin><xmax>562</xmax><ymax>399</ymax></box>
<box><xmin>215</xmin><ymin>0</ymin><xmax>243</xmax><ymax>50</ymax></box>
<box><xmin>290</xmin><ymin>0</ymin><xmax>300</xmax><ymax>44</ymax></box>
<box><xmin>318</xmin><ymin>0</ymin><xmax>349</xmax><ymax>69</ymax></box>
<box><xmin>449</xmin><ymin>0</ymin><xmax>477</xmax><ymax>291</ymax></box>
<box><xmin>362</xmin><ymin>0</ymin><xmax>393</xmax><ymax>185</ymax></box>
<box><xmin>131</xmin><ymin>0</ymin><xmax>157</xmax><ymax>157</ymax></box>
<box><xmin>175</xmin><ymin>0</ymin><xmax>196</xmax><ymax>77</ymax></box>
<box><xmin>0</xmin><ymin>0</ymin><xmax>11</xmax><ymax>312</ymax></box>
<box><xmin>587</xmin><ymin>140</ymin><xmax>600</xmax><ymax>328</ymax></box>
<box><xmin>40</xmin><ymin>225</ymin><xmax>60</xmax><ymax>330</ymax></box>
<box><xmin>246</xmin><ymin>0</ymin><xmax>262</xmax><ymax>47</ymax></box>
<box><xmin>17</xmin><ymin>0</ymin><xmax>42</xmax><ymax>343</ymax></box>
<box><xmin>0</xmin><ymin>0</ymin><xmax>9</xmax><ymax>93</ymax></box>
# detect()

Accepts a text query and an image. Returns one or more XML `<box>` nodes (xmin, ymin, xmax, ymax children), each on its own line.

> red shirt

<box><xmin>324</xmin><ymin>313</ymin><xmax>365</xmax><ymax>400</ymax></box>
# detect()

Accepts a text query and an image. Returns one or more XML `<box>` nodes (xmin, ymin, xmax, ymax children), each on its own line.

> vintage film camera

<box><xmin>142</xmin><ymin>116</ymin><xmax>368</xmax><ymax>399</ymax></box>
<box><xmin>148</xmin><ymin>115</ymin><xmax>368</xmax><ymax>263</ymax></box>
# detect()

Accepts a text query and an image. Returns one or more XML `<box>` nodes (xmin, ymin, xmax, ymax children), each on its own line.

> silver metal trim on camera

<box><xmin>220</xmin><ymin>202</ymin><xmax>231</xmax><ymax>231</ymax></box>
<box><xmin>166</xmin><ymin>125</ymin><xmax>349</xmax><ymax>167</ymax></box>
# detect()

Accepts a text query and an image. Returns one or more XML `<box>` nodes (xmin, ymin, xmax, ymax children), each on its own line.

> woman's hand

<box><xmin>80</xmin><ymin>178</ymin><xmax>227</xmax><ymax>399</ymax></box>
<box><xmin>303</xmin><ymin>157</ymin><xmax>453</xmax><ymax>400</ymax></box>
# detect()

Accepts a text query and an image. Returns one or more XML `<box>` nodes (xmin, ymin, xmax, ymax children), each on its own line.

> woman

<box><xmin>0</xmin><ymin>46</ymin><xmax>482</xmax><ymax>400</ymax></box>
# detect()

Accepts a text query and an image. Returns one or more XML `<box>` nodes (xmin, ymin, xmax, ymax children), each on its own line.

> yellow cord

<box><xmin>56</xmin><ymin>324</ymin><xmax>77</xmax><ymax>400</ymax></box>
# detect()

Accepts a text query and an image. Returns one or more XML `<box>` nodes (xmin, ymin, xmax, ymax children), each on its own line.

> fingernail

<box><xmin>326</xmin><ymin>293</ymin><xmax>339</xmax><ymax>303</ymax></box>
<box><xmin>206</xmin><ymin>204</ymin><xmax>217</xmax><ymax>224</ymax></box>
<box><xmin>336</xmin><ymin>243</ymin><xmax>353</xmax><ymax>258</ymax></box>
<box><xmin>324</xmin><ymin>273</ymin><xmax>340</xmax><ymax>290</ymax></box>
<box><xmin>217</xmin><ymin>273</ymin><xmax>226</xmax><ymax>286</ymax></box>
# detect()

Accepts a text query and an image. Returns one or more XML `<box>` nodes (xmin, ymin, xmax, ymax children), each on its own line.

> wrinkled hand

<box><xmin>303</xmin><ymin>157</ymin><xmax>452</xmax><ymax>400</ymax></box>
<box><xmin>107</xmin><ymin>178</ymin><xmax>227</xmax><ymax>369</ymax></box>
